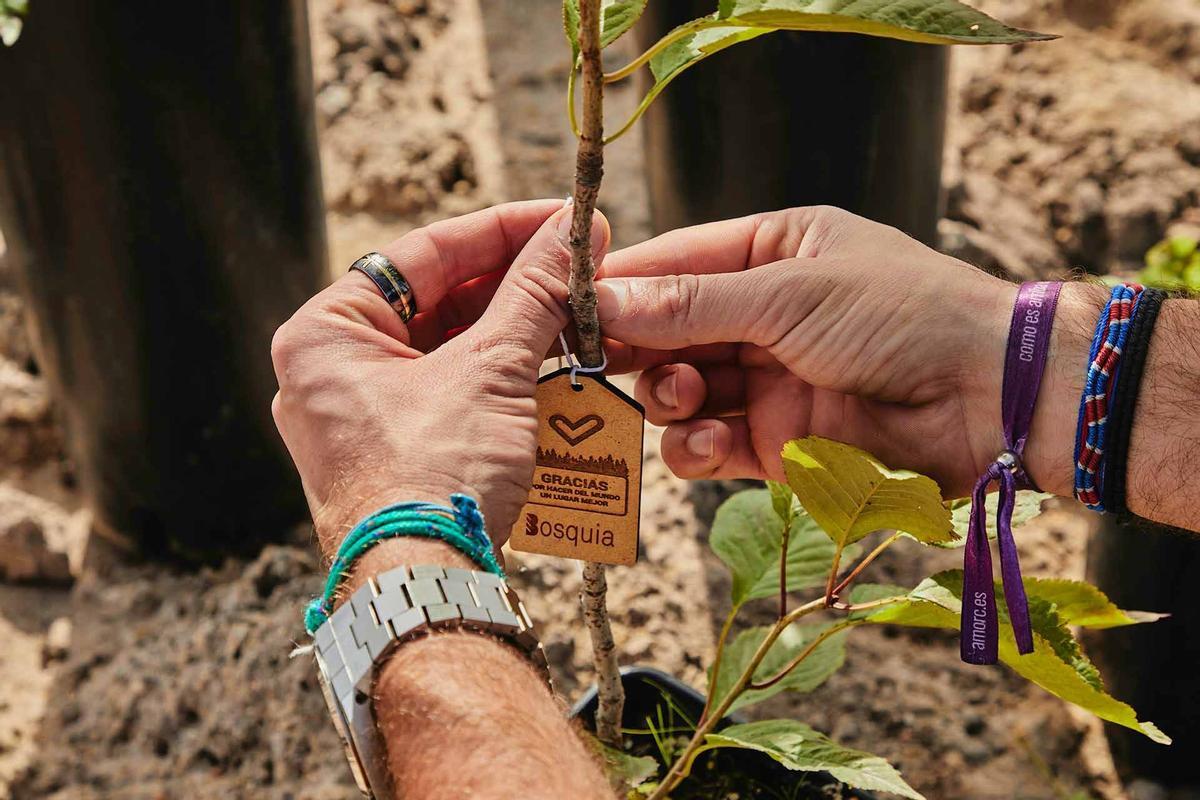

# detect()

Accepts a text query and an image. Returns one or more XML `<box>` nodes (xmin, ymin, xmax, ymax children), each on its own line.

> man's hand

<box><xmin>270</xmin><ymin>200</ymin><xmax>613</xmax><ymax>800</ymax></box>
<box><xmin>596</xmin><ymin>206</ymin><xmax>1103</xmax><ymax>500</ymax></box>
<box><xmin>271</xmin><ymin>199</ymin><xmax>607</xmax><ymax>549</ymax></box>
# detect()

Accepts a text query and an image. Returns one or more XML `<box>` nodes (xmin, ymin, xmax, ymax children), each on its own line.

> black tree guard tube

<box><xmin>0</xmin><ymin>1</ymin><xmax>327</xmax><ymax>560</ymax></box>
<box><xmin>1088</xmin><ymin>519</ymin><xmax>1200</xmax><ymax>783</ymax></box>
<box><xmin>635</xmin><ymin>2</ymin><xmax>948</xmax><ymax>245</ymax></box>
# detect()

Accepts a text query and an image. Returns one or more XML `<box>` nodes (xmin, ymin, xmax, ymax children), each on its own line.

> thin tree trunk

<box><xmin>582</xmin><ymin>561</ymin><xmax>623</xmax><ymax>746</ymax></box>
<box><xmin>571</xmin><ymin>0</ymin><xmax>624</xmax><ymax>748</ymax></box>
<box><xmin>567</xmin><ymin>0</ymin><xmax>605</xmax><ymax>369</ymax></box>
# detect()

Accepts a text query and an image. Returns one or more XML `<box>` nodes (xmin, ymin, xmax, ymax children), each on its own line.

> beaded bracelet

<box><xmin>304</xmin><ymin>494</ymin><xmax>504</xmax><ymax>634</ymax></box>
<box><xmin>1073</xmin><ymin>282</ymin><xmax>1144</xmax><ymax>510</ymax></box>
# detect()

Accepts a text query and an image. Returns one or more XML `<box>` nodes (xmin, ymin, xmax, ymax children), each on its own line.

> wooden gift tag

<box><xmin>509</xmin><ymin>368</ymin><xmax>644</xmax><ymax>566</ymax></box>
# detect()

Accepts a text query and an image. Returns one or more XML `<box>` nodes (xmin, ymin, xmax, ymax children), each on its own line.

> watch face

<box><xmin>315</xmin><ymin>653</ymin><xmax>372</xmax><ymax>796</ymax></box>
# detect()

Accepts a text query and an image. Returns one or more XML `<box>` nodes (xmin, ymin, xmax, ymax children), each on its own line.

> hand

<box><xmin>270</xmin><ymin>199</ymin><xmax>609</xmax><ymax>550</ymax></box>
<box><xmin>596</xmin><ymin>206</ymin><xmax>1098</xmax><ymax>498</ymax></box>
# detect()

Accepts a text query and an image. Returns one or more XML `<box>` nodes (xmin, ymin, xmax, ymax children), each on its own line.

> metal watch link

<box><xmin>311</xmin><ymin>565</ymin><xmax>549</xmax><ymax>799</ymax></box>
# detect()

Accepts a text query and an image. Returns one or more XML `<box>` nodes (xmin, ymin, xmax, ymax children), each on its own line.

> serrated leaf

<box><xmin>767</xmin><ymin>479</ymin><xmax>796</xmax><ymax>526</ymax></box>
<box><xmin>1022</xmin><ymin>578</ymin><xmax>1169</xmax><ymax>629</ymax></box>
<box><xmin>710</xmin><ymin>489</ymin><xmax>853</xmax><ymax>607</ymax></box>
<box><xmin>782</xmin><ymin>437</ymin><xmax>955</xmax><ymax>548</ymax></box>
<box><xmin>649</xmin><ymin>24</ymin><xmax>772</xmax><ymax>84</ymax></box>
<box><xmin>710</xmin><ymin>622</ymin><xmax>848</xmax><ymax>712</ymax></box>
<box><xmin>865</xmin><ymin>571</ymin><xmax>1170</xmax><ymax>743</ymax></box>
<box><xmin>716</xmin><ymin>0</ymin><xmax>1050</xmax><ymax>43</ymax></box>
<box><xmin>563</xmin><ymin>0</ymin><xmax>581</xmax><ymax>60</ymax></box>
<box><xmin>943</xmin><ymin>490</ymin><xmax>1051</xmax><ymax>547</ymax></box>
<box><xmin>702</xmin><ymin>720</ymin><xmax>924</xmax><ymax>799</ymax></box>
<box><xmin>563</xmin><ymin>0</ymin><xmax>647</xmax><ymax>61</ymax></box>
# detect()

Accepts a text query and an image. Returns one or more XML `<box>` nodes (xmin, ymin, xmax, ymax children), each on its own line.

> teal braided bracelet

<box><xmin>304</xmin><ymin>493</ymin><xmax>503</xmax><ymax>634</ymax></box>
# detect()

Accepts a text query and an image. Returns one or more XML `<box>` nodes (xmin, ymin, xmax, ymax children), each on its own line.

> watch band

<box><xmin>312</xmin><ymin>565</ymin><xmax>548</xmax><ymax>799</ymax></box>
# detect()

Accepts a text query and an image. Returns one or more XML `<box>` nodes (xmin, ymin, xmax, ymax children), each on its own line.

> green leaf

<box><xmin>649</xmin><ymin>24</ymin><xmax>772</xmax><ymax>84</ymax></box>
<box><xmin>563</xmin><ymin>0</ymin><xmax>581</xmax><ymax>61</ymax></box>
<box><xmin>563</xmin><ymin>0</ymin><xmax>648</xmax><ymax>61</ymax></box>
<box><xmin>865</xmin><ymin>571</ymin><xmax>1170</xmax><ymax>743</ymax></box>
<box><xmin>589</xmin><ymin>738</ymin><xmax>659</xmax><ymax>792</ymax></box>
<box><xmin>604</xmin><ymin>0</ymin><xmax>1050</xmax><ymax>142</ymax></box>
<box><xmin>702</xmin><ymin>720</ymin><xmax>925</xmax><ymax>799</ymax></box>
<box><xmin>0</xmin><ymin>0</ymin><xmax>23</xmax><ymax>46</ymax></box>
<box><xmin>944</xmin><ymin>490</ymin><xmax>1052</xmax><ymax>547</ymax></box>
<box><xmin>766</xmin><ymin>479</ymin><xmax>796</xmax><ymax>527</ymax></box>
<box><xmin>710</xmin><ymin>489</ymin><xmax>852</xmax><ymax>607</ymax></box>
<box><xmin>710</xmin><ymin>621</ymin><xmax>849</xmax><ymax>712</ymax></box>
<box><xmin>1022</xmin><ymin>577</ymin><xmax>1169</xmax><ymax>629</ymax></box>
<box><xmin>782</xmin><ymin>437</ymin><xmax>955</xmax><ymax>548</ymax></box>
<box><xmin>700</xmin><ymin>0</ymin><xmax>1050</xmax><ymax>45</ymax></box>
<box><xmin>1170</xmin><ymin>236</ymin><xmax>1198</xmax><ymax>260</ymax></box>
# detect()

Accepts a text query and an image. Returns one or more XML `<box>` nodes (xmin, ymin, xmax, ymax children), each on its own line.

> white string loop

<box><xmin>557</xmin><ymin>331</ymin><xmax>607</xmax><ymax>387</ymax></box>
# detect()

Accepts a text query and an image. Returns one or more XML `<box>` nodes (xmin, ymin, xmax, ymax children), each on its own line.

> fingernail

<box><xmin>654</xmin><ymin>370</ymin><xmax>678</xmax><ymax>409</ymax></box>
<box><xmin>556</xmin><ymin>203</ymin><xmax>609</xmax><ymax>253</ymax></box>
<box><xmin>595</xmin><ymin>281</ymin><xmax>628</xmax><ymax>322</ymax></box>
<box><xmin>556</xmin><ymin>206</ymin><xmax>574</xmax><ymax>246</ymax></box>
<box><xmin>686</xmin><ymin>427</ymin><xmax>714</xmax><ymax>460</ymax></box>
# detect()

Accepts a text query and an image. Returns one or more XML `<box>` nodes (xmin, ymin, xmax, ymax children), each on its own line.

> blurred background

<box><xmin>0</xmin><ymin>0</ymin><xmax>1197</xmax><ymax>797</ymax></box>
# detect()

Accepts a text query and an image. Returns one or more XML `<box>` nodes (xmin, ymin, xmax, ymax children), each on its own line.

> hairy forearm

<box><xmin>1124</xmin><ymin>297</ymin><xmax>1200</xmax><ymax>528</ymax></box>
<box><xmin>323</xmin><ymin>525</ymin><xmax>611</xmax><ymax>799</ymax></box>
<box><xmin>1024</xmin><ymin>284</ymin><xmax>1200</xmax><ymax>531</ymax></box>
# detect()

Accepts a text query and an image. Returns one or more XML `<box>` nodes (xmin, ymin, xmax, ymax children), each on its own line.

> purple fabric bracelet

<box><xmin>961</xmin><ymin>281</ymin><xmax>1061</xmax><ymax>665</ymax></box>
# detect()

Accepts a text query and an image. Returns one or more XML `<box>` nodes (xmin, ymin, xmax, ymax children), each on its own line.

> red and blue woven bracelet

<box><xmin>1073</xmin><ymin>282</ymin><xmax>1145</xmax><ymax>511</ymax></box>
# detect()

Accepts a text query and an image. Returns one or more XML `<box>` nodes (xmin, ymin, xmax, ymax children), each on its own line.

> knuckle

<box><xmin>512</xmin><ymin>255</ymin><xmax>571</xmax><ymax>325</ymax></box>
<box><xmin>269</xmin><ymin>321</ymin><xmax>299</xmax><ymax>373</ymax></box>
<box><xmin>660</xmin><ymin>273</ymin><xmax>700</xmax><ymax>325</ymax></box>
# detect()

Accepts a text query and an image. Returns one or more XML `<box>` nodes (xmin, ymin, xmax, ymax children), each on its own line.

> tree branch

<box><xmin>832</xmin><ymin>531</ymin><xmax>903</xmax><ymax>598</ymax></box>
<box><xmin>581</xmin><ymin>561</ymin><xmax>623</xmax><ymax>746</ymax></box>
<box><xmin>573</xmin><ymin>0</ymin><xmax>624</xmax><ymax>749</ymax></box>
<box><xmin>568</xmin><ymin>0</ymin><xmax>605</xmax><ymax>368</ymax></box>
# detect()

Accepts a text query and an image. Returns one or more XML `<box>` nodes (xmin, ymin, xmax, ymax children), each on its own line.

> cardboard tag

<box><xmin>509</xmin><ymin>368</ymin><xmax>644</xmax><ymax>566</ymax></box>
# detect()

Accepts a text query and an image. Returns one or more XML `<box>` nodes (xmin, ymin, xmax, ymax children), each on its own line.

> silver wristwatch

<box><xmin>311</xmin><ymin>564</ymin><xmax>549</xmax><ymax>799</ymax></box>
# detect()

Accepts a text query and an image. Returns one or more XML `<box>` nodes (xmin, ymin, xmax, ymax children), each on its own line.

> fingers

<box><xmin>473</xmin><ymin>203</ymin><xmax>610</xmax><ymax>360</ymax></box>
<box><xmin>634</xmin><ymin>364</ymin><xmax>745</xmax><ymax>425</ymax></box>
<box><xmin>599</xmin><ymin>206</ymin><xmax>832</xmax><ymax>280</ymax></box>
<box><xmin>295</xmin><ymin>201</ymin><xmax>567</xmax><ymax>351</ymax></box>
<box><xmin>659</xmin><ymin>416</ymin><xmax>766</xmax><ymax>480</ymax></box>
<box><xmin>595</xmin><ymin>261</ymin><xmax>801</xmax><ymax>351</ymax></box>
<box><xmin>378</xmin><ymin>199</ymin><xmax>564</xmax><ymax>313</ymax></box>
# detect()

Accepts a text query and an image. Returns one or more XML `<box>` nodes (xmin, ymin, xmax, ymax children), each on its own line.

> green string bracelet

<box><xmin>304</xmin><ymin>493</ymin><xmax>504</xmax><ymax>634</ymax></box>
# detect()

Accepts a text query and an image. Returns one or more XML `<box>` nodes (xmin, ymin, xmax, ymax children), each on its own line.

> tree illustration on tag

<box><xmin>509</xmin><ymin>368</ymin><xmax>644</xmax><ymax>566</ymax></box>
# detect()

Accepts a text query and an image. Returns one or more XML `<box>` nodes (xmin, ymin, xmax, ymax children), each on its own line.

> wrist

<box><xmin>961</xmin><ymin>281</ymin><xmax>1107</xmax><ymax>499</ymax></box>
<box><xmin>313</xmin><ymin>477</ymin><xmax>476</xmax><ymax>560</ymax></box>
<box><xmin>1023</xmin><ymin>282</ymin><xmax>1108</xmax><ymax>497</ymax></box>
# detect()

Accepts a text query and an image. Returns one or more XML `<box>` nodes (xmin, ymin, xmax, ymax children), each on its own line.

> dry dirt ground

<box><xmin>0</xmin><ymin>0</ymin><xmax>1197</xmax><ymax>798</ymax></box>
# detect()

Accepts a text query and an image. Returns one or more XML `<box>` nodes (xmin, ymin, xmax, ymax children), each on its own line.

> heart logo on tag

<box><xmin>549</xmin><ymin>413</ymin><xmax>605</xmax><ymax>446</ymax></box>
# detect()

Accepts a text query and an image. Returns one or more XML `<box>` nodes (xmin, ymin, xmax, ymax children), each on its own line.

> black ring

<box><xmin>349</xmin><ymin>252</ymin><xmax>416</xmax><ymax>322</ymax></box>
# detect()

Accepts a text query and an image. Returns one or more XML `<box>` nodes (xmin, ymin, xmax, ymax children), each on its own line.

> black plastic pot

<box><xmin>1086</xmin><ymin>518</ymin><xmax>1200</xmax><ymax>786</ymax></box>
<box><xmin>0</xmin><ymin>1</ymin><xmax>326</xmax><ymax>560</ymax></box>
<box><xmin>572</xmin><ymin>667</ymin><xmax>877</xmax><ymax>799</ymax></box>
<box><xmin>635</xmin><ymin>2</ymin><xmax>948</xmax><ymax>245</ymax></box>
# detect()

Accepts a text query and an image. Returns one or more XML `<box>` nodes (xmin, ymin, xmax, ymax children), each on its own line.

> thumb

<box><xmin>594</xmin><ymin>261</ymin><xmax>796</xmax><ymax>350</ymax></box>
<box><xmin>474</xmin><ymin>202</ymin><xmax>610</xmax><ymax>357</ymax></box>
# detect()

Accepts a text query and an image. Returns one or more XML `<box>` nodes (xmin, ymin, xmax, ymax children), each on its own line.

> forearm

<box><xmin>1024</xmin><ymin>284</ymin><xmax>1200</xmax><ymax>531</ymax></box>
<box><xmin>325</xmin><ymin>525</ymin><xmax>611</xmax><ymax>799</ymax></box>
<box><xmin>1124</xmin><ymin>296</ymin><xmax>1200</xmax><ymax>527</ymax></box>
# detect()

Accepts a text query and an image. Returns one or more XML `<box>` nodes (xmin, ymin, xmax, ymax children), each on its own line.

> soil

<box><xmin>0</xmin><ymin>1</ymin><xmax>1197</xmax><ymax>798</ymax></box>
